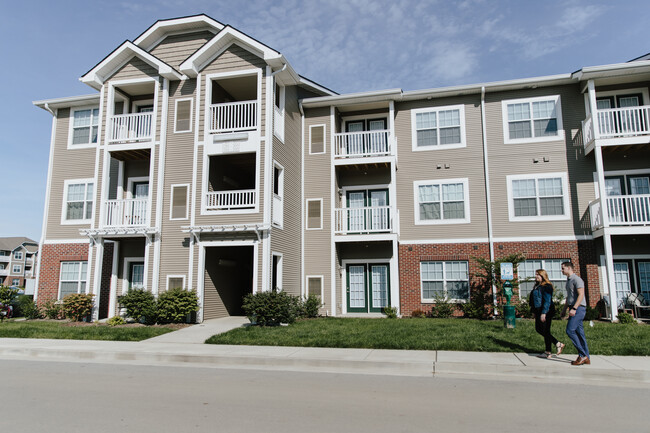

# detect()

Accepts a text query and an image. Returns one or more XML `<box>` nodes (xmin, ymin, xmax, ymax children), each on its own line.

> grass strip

<box><xmin>0</xmin><ymin>321</ymin><xmax>175</xmax><ymax>341</ymax></box>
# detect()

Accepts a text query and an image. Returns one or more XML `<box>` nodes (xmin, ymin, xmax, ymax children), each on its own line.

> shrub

<box><xmin>242</xmin><ymin>290</ymin><xmax>302</xmax><ymax>326</ymax></box>
<box><xmin>0</xmin><ymin>286</ymin><xmax>19</xmax><ymax>305</ymax></box>
<box><xmin>119</xmin><ymin>289</ymin><xmax>157</xmax><ymax>325</ymax></box>
<box><xmin>41</xmin><ymin>298</ymin><xmax>64</xmax><ymax>320</ymax></box>
<box><xmin>62</xmin><ymin>293</ymin><xmax>94</xmax><ymax>321</ymax></box>
<box><xmin>430</xmin><ymin>295</ymin><xmax>456</xmax><ymax>318</ymax></box>
<box><xmin>17</xmin><ymin>295</ymin><xmax>40</xmax><ymax>319</ymax></box>
<box><xmin>584</xmin><ymin>306</ymin><xmax>600</xmax><ymax>321</ymax></box>
<box><xmin>383</xmin><ymin>306</ymin><xmax>398</xmax><ymax>319</ymax></box>
<box><xmin>516</xmin><ymin>300</ymin><xmax>533</xmax><ymax>319</ymax></box>
<box><xmin>301</xmin><ymin>294</ymin><xmax>322</xmax><ymax>318</ymax></box>
<box><xmin>411</xmin><ymin>309</ymin><xmax>426</xmax><ymax>318</ymax></box>
<box><xmin>107</xmin><ymin>316</ymin><xmax>126</xmax><ymax>326</ymax></box>
<box><xmin>617</xmin><ymin>312</ymin><xmax>636</xmax><ymax>324</ymax></box>
<box><xmin>460</xmin><ymin>282</ymin><xmax>492</xmax><ymax>319</ymax></box>
<box><xmin>156</xmin><ymin>288</ymin><xmax>199</xmax><ymax>324</ymax></box>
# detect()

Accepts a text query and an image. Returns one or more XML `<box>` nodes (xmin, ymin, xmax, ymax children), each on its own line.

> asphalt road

<box><xmin>6</xmin><ymin>359</ymin><xmax>647</xmax><ymax>433</ymax></box>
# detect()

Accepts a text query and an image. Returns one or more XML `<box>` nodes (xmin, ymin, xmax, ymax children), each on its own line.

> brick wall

<box><xmin>98</xmin><ymin>243</ymin><xmax>114</xmax><ymax>319</ymax></box>
<box><xmin>37</xmin><ymin>243</ymin><xmax>88</xmax><ymax>303</ymax></box>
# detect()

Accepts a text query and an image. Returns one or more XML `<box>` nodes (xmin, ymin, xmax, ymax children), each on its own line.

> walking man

<box><xmin>561</xmin><ymin>261</ymin><xmax>590</xmax><ymax>365</ymax></box>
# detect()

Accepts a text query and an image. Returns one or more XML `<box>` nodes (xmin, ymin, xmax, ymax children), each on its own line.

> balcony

<box><xmin>335</xmin><ymin>206</ymin><xmax>396</xmax><ymax>235</ymax></box>
<box><xmin>104</xmin><ymin>198</ymin><xmax>149</xmax><ymax>227</ymax></box>
<box><xmin>108</xmin><ymin>112</ymin><xmax>153</xmax><ymax>144</ymax></box>
<box><xmin>0</xmin><ymin>268</ymin><xmax>8</xmax><ymax>276</ymax></box>
<box><xmin>589</xmin><ymin>194</ymin><xmax>650</xmax><ymax>231</ymax></box>
<box><xmin>334</xmin><ymin>130</ymin><xmax>391</xmax><ymax>160</ymax></box>
<box><xmin>583</xmin><ymin>105</ymin><xmax>650</xmax><ymax>149</ymax></box>
<box><xmin>206</xmin><ymin>189</ymin><xmax>256</xmax><ymax>211</ymax></box>
<box><xmin>208</xmin><ymin>100</ymin><xmax>257</xmax><ymax>134</ymax></box>
<box><xmin>0</xmin><ymin>255</ymin><xmax>9</xmax><ymax>263</ymax></box>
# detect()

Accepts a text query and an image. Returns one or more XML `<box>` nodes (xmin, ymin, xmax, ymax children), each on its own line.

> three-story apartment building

<box><xmin>0</xmin><ymin>237</ymin><xmax>38</xmax><ymax>289</ymax></box>
<box><xmin>34</xmin><ymin>15</ymin><xmax>650</xmax><ymax>321</ymax></box>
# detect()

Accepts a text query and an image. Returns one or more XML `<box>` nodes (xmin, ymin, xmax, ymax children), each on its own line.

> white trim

<box><xmin>131</xmin><ymin>98</ymin><xmax>154</xmax><ymax>114</ymax></box>
<box><xmin>262</xmin><ymin>65</ymin><xmax>273</xmax><ymax>293</ymax></box>
<box><xmin>330</xmin><ymin>106</ymin><xmax>336</xmax><ymax>316</ymax></box>
<box><xmin>309</xmin><ymin>124</ymin><xmax>327</xmax><ymax>155</ymax></box>
<box><xmin>189</xmin><ymin>73</ymin><xmax>201</xmax><ymax>293</ymax></box>
<box><xmin>273</xmin><ymin>81</ymin><xmax>285</xmax><ymax>142</ymax></box>
<box><xmin>413</xmin><ymin>178</ymin><xmax>470</xmax><ymax>225</ymax></box>
<box><xmin>272</xmin><ymin>160</ymin><xmax>284</xmax><ymax>228</ymax></box>
<box><xmin>108</xmin><ymin>240</ymin><xmax>119</xmax><ymax>318</ymax></box>
<box><xmin>61</xmin><ymin>178</ymin><xmax>95</xmax><ymax>225</ymax></box>
<box><xmin>301</xmin><ymin>109</ymin><xmax>305</xmax><ymax>298</ymax></box>
<box><xmin>306</xmin><ymin>198</ymin><xmax>323</xmax><ymax>230</ymax></box>
<box><xmin>593</xmin><ymin>87</ymin><xmax>650</xmax><ymax>106</ymax></box>
<box><xmin>57</xmin><ymin>259</ymin><xmax>89</xmax><ymax>300</ymax></box>
<box><xmin>501</xmin><ymin>95</ymin><xmax>565</xmax><ymax>145</ymax></box>
<box><xmin>506</xmin><ymin>172</ymin><xmax>571</xmax><ymax>222</ymax></box>
<box><xmin>271</xmin><ymin>252</ymin><xmax>283</xmax><ymax>291</ymax></box>
<box><xmin>411</xmin><ymin>104</ymin><xmax>466</xmax><ymax>151</ymax></box>
<box><xmin>170</xmin><ymin>184</ymin><xmax>190</xmax><ymax>220</ymax></box>
<box><xmin>126</xmin><ymin>176</ymin><xmax>150</xmax><ymax>199</ymax></box>
<box><xmin>42</xmin><ymin>238</ymin><xmax>90</xmax><ymax>245</ymax></box>
<box><xmin>67</xmin><ymin>105</ymin><xmax>100</xmax><ymax>149</ymax></box>
<box><xmin>173</xmin><ymin>98</ymin><xmax>194</xmax><ymax>133</ymax></box>
<box><xmin>166</xmin><ymin>274</ymin><xmax>187</xmax><ymax>291</ymax></box>
<box><xmin>305</xmin><ymin>275</ymin><xmax>324</xmax><ymax>299</ymax></box>
<box><xmin>400</xmin><ymin>235</ymin><xmax>593</xmax><ymax>244</ymax></box>
<box><xmin>122</xmin><ymin>256</ymin><xmax>146</xmax><ymax>294</ymax></box>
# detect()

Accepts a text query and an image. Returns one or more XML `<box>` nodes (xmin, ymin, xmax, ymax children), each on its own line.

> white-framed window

<box><xmin>12</xmin><ymin>265</ymin><xmax>21</xmax><ymax>274</ymax></box>
<box><xmin>518</xmin><ymin>259</ymin><xmax>568</xmax><ymax>300</ymax></box>
<box><xmin>306</xmin><ymin>275</ymin><xmax>324</xmax><ymax>298</ymax></box>
<box><xmin>166</xmin><ymin>275</ymin><xmax>186</xmax><ymax>291</ymax></box>
<box><xmin>272</xmin><ymin>161</ymin><xmax>284</xmax><ymax>227</ymax></box>
<box><xmin>170</xmin><ymin>184</ymin><xmax>189</xmax><ymax>220</ymax></box>
<box><xmin>11</xmin><ymin>279</ymin><xmax>20</xmax><ymax>286</ymax></box>
<box><xmin>411</xmin><ymin>105</ymin><xmax>466</xmax><ymax>150</ymax></box>
<box><xmin>272</xmin><ymin>252</ymin><xmax>283</xmax><ymax>291</ymax></box>
<box><xmin>502</xmin><ymin>95</ymin><xmax>564</xmax><ymax>144</ymax></box>
<box><xmin>123</xmin><ymin>257</ymin><xmax>145</xmax><ymax>292</ymax></box>
<box><xmin>62</xmin><ymin>179</ymin><xmax>94</xmax><ymax>224</ymax></box>
<box><xmin>306</xmin><ymin>199</ymin><xmax>323</xmax><ymax>230</ymax></box>
<box><xmin>59</xmin><ymin>261</ymin><xmax>88</xmax><ymax>299</ymax></box>
<box><xmin>69</xmin><ymin>106</ymin><xmax>100</xmax><ymax>147</ymax></box>
<box><xmin>506</xmin><ymin>172</ymin><xmax>570</xmax><ymax>221</ymax></box>
<box><xmin>414</xmin><ymin>178</ymin><xmax>470</xmax><ymax>224</ymax></box>
<box><xmin>309</xmin><ymin>124</ymin><xmax>326</xmax><ymax>154</ymax></box>
<box><xmin>174</xmin><ymin>98</ymin><xmax>193</xmax><ymax>133</ymax></box>
<box><xmin>421</xmin><ymin>261</ymin><xmax>469</xmax><ymax>302</ymax></box>
<box><xmin>13</xmin><ymin>251</ymin><xmax>23</xmax><ymax>260</ymax></box>
<box><xmin>0</xmin><ymin>264</ymin><xmax>4</xmax><ymax>270</ymax></box>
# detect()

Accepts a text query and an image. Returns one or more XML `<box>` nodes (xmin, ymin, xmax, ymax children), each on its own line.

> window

<box><xmin>166</xmin><ymin>275</ymin><xmax>186</xmax><ymax>291</ymax></box>
<box><xmin>12</xmin><ymin>265</ymin><xmax>21</xmax><ymax>274</ymax></box>
<box><xmin>0</xmin><ymin>264</ymin><xmax>4</xmax><ymax>270</ymax></box>
<box><xmin>59</xmin><ymin>261</ymin><xmax>88</xmax><ymax>299</ymax></box>
<box><xmin>63</xmin><ymin>179</ymin><xmax>94</xmax><ymax>223</ymax></box>
<box><xmin>272</xmin><ymin>163</ymin><xmax>284</xmax><ymax>227</ymax></box>
<box><xmin>518</xmin><ymin>259</ymin><xmax>568</xmax><ymax>300</ymax></box>
<box><xmin>11</xmin><ymin>279</ymin><xmax>20</xmax><ymax>286</ymax></box>
<box><xmin>306</xmin><ymin>199</ymin><xmax>322</xmax><ymax>229</ymax></box>
<box><xmin>502</xmin><ymin>96</ymin><xmax>563</xmax><ymax>143</ymax></box>
<box><xmin>129</xmin><ymin>262</ymin><xmax>145</xmax><ymax>289</ymax></box>
<box><xmin>310</xmin><ymin>125</ymin><xmax>326</xmax><ymax>154</ymax></box>
<box><xmin>421</xmin><ymin>261</ymin><xmax>469</xmax><ymax>301</ymax></box>
<box><xmin>174</xmin><ymin>99</ymin><xmax>193</xmax><ymax>133</ymax></box>
<box><xmin>507</xmin><ymin>173</ymin><xmax>569</xmax><ymax>221</ymax></box>
<box><xmin>307</xmin><ymin>276</ymin><xmax>323</xmax><ymax>298</ymax></box>
<box><xmin>170</xmin><ymin>184</ymin><xmax>189</xmax><ymax>220</ymax></box>
<box><xmin>13</xmin><ymin>251</ymin><xmax>23</xmax><ymax>260</ymax></box>
<box><xmin>412</xmin><ymin>105</ymin><xmax>466</xmax><ymax>150</ymax></box>
<box><xmin>70</xmin><ymin>107</ymin><xmax>99</xmax><ymax>146</ymax></box>
<box><xmin>414</xmin><ymin>179</ymin><xmax>470</xmax><ymax>224</ymax></box>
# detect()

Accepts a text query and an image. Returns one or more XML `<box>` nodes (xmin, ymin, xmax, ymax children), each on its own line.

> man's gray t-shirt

<box><xmin>566</xmin><ymin>273</ymin><xmax>586</xmax><ymax>307</ymax></box>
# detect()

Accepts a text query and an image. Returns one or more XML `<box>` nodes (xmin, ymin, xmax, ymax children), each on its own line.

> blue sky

<box><xmin>1</xmin><ymin>0</ymin><xmax>649</xmax><ymax>242</ymax></box>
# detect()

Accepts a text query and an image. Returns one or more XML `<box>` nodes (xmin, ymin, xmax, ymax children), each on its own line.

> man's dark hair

<box><xmin>561</xmin><ymin>261</ymin><xmax>574</xmax><ymax>270</ymax></box>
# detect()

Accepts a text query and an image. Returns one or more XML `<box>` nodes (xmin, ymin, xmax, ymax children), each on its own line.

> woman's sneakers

<box><xmin>556</xmin><ymin>342</ymin><xmax>565</xmax><ymax>356</ymax></box>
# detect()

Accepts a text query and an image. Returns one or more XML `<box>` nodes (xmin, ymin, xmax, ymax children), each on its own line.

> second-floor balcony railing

<box><xmin>589</xmin><ymin>194</ymin><xmax>650</xmax><ymax>230</ymax></box>
<box><xmin>334</xmin><ymin>130</ymin><xmax>391</xmax><ymax>159</ymax></box>
<box><xmin>0</xmin><ymin>255</ymin><xmax>9</xmax><ymax>263</ymax></box>
<box><xmin>208</xmin><ymin>100</ymin><xmax>258</xmax><ymax>133</ymax></box>
<box><xmin>0</xmin><ymin>268</ymin><xmax>8</xmax><ymax>276</ymax></box>
<box><xmin>206</xmin><ymin>189</ymin><xmax>256</xmax><ymax>211</ymax></box>
<box><xmin>583</xmin><ymin>105</ymin><xmax>650</xmax><ymax>147</ymax></box>
<box><xmin>335</xmin><ymin>206</ymin><xmax>394</xmax><ymax>234</ymax></box>
<box><xmin>104</xmin><ymin>198</ymin><xmax>149</xmax><ymax>228</ymax></box>
<box><xmin>108</xmin><ymin>112</ymin><xmax>153</xmax><ymax>143</ymax></box>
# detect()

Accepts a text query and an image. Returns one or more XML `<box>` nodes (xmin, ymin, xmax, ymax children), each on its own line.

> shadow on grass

<box><xmin>488</xmin><ymin>337</ymin><xmax>532</xmax><ymax>353</ymax></box>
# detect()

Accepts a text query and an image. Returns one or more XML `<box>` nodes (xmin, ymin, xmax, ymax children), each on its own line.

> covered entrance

<box><xmin>203</xmin><ymin>245</ymin><xmax>254</xmax><ymax>319</ymax></box>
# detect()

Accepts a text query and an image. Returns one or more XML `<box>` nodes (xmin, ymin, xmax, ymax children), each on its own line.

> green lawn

<box><xmin>206</xmin><ymin>317</ymin><xmax>650</xmax><ymax>356</ymax></box>
<box><xmin>0</xmin><ymin>321</ymin><xmax>175</xmax><ymax>341</ymax></box>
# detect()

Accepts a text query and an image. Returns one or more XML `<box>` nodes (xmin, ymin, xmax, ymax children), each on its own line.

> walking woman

<box><xmin>530</xmin><ymin>269</ymin><xmax>565</xmax><ymax>358</ymax></box>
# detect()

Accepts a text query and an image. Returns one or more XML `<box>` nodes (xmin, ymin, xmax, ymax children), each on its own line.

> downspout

<box><xmin>480</xmin><ymin>87</ymin><xmax>497</xmax><ymax>314</ymax></box>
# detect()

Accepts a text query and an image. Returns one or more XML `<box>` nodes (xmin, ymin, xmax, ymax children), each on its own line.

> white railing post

<box><xmin>108</xmin><ymin>112</ymin><xmax>153</xmax><ymax>143</ymax></box>
<box><xmin>208</xmin><ymin>100</ymin><xmax>258</xmax><ymax>133</ymax></box>
<box><xmin>103</xmin><ymin>198</ymin><xmax>149</xmax><ymax>227</ymax></box>
<box><xmin>333</xmin><ymin>130</ymin><xmax>391</xmax><ymax>158</ymax></box>
<box><xmin>205</xmin><ymin>189</ymin><xmax>257</xmax><ymax>211</ymax></box>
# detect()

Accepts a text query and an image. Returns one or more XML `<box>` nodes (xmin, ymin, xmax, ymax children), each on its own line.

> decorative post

<box><xmin>501</xmin><ymin>262</ymin><xmax>516</xmax><ymax>328</ymax></box>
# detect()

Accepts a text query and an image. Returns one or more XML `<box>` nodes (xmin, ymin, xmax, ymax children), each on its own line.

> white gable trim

<box><xmin>134</xmin><ymin>15</ymin><xmax>224</xmax><ymax>51</ymax></box>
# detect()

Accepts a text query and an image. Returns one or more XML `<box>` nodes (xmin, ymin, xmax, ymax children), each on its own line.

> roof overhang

<box><xmin>80</xmin><ymin>41</ymin><xmax>182</xmax><ymax>90</ymax></box>
<box><xmin>573</xmin><ymin>60</ymin><xmax>650</xmax><ymax>81</ymax></box>
<box><xmin>134</xmin><ymin>14</ymin><xmax>224</xmax><ymax>51</ymax></box>
<box><xmin>33</xmin><ymin>94</ymin><xmax>100</xmax><ymax>112</ymax></box>
<box><xmin>301</xmin><ymin>89</ymin><xmax>402</xmax><ymax>109</ymax></box>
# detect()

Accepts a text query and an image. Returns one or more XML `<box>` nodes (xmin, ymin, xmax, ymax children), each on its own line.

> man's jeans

<box><xmin>566</xmin><ymin>306</ymin><xmax>589</xmax><ymax>358</ymax></box>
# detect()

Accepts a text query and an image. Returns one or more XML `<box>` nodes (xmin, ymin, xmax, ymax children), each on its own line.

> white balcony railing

<box><xmin>208</xmin><ymin>100</ymin><xmax>258</xmax><ymax>133</ymax></box>
<box><xmin>590</xmin><ymin>194</ymin><xmax>650</xmax><ymax>230</ymax></box>
<box><xmin>596</xmin><ymin>105</ymin><xmax>650</xmax><ymax>139</ymax></box>
<box><xmin>0</xmin><ymin>268</ymin><xmax>8</xmax><ymax>276</ymax></box>
<box><xmin>108</xmin><ymin>112</ymin><xmax>153</xmax><ymax>143</ymax></box>
<box><xmin>334</xmin><ymin>130</ymin><xmax>391</xmax><ymax>158</ymax></box>
<box><xmin>206</xmin><ymin>189</ymin><xmax>256</xmax><ymax>211</ymax></box>
<box><xmin>0</xmin><ymin>255</ymin><xmax>9</xmax><ymax>263</ymax></box>
<box><xmin>335</xmin><ymin>206</ymin><xmax>394</xmax><ymax>234</ymax></box>
<box><xmin>272</xmin><ymin>194</ymin><xmax>283</xmax><ymax>225</ymax></box>
<box><xmin>104</xmin><ymin>198</ymin><xmax>149</xmax><ymax>227</ymax></box>
<box><xmin>582</xmin><ymin>114</ymin><xmax>594</xmax><ymax>147</ymax></box>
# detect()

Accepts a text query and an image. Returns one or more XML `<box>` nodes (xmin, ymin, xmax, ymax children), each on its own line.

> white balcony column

<box><xmin>108</xmin><ymin>240</ymin><xmax>119</xmax><ymax>319</ymax></box>
<box><xmin>91</xmin><ymin>237</ymin><xmax>104</xmax><ymax>321</ymax></box>
<box><xmin>594</xmin><ymin>144</ymin><xmax>609</xmax><ymax>228</ymax></box>
<box><xmin>587</xmin><ymin>79</ymin><xmax>599</xmax><ymax>140</ymax></box>
<box><xmin>603</xmin><ymin>233</ymin><xmax>618</xmax><ymax>322</ymax></box>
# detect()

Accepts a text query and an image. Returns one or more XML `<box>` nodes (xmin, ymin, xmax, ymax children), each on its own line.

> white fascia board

<box><xmin>574</xmin><ymin>60</ymin><xmax>650</xmax><ymax>81</ymax></box>
<box><xmin>301</xmin><ymin>89</ymin><xmax>403</xmax><ymax>108</ymax></box>
<box><xmin>298</xmin><ymin>76</ymin><xmax>337</xmax><ymax>96</ymax></box>
<box><xmin>134</xmin><ymin>15</ymin><xmax>224</xmax><ymax>50</ymax></box>
<box><xmin>33</xmin><ymin>94</ymin><xmax>100</xmax><ymax>111</ymax></box>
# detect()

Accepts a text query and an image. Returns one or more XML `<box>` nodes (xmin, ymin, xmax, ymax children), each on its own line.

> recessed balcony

<box><xmin>335</xmin><ymin>206</ymin><xmax>396</xmax><ymax>235</ymax></box>
<box><xmin>104</xmin><ymin>198</ymin><xmax>149</xmax><ymax>228</ymax></box>
<box><xmin>334</xmin><ymin>130</ymin><xmax>392</xmax><ymax>160</ymax></box>
<box><xmin>208</xmin><ymin>100</ymin><xmax>258</xmax><ymax>134</ymax></box>
<box><xmin>108</xmin><ymin>112</ymin><xmax>153</xmax><ymax>143</ymax></box>
<box><xmin>583</xmin><ymin>105</ymin><xmax>650</xmax><ymax>150</ymax></box>
<box><xmin>589</xmin><ymin>194</ymin><xmax>650</xmax><ymax>231</ymax></box>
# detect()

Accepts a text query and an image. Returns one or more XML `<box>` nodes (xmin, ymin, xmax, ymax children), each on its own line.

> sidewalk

<box><xmin>1</xmin><ymin>318</ymin><xmax>648</xmax><ymax>385</ymax></box>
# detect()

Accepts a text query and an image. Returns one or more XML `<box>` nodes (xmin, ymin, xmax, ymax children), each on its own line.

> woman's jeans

<box><xmin>566</xmin><ymin>306</ymin><xmax>590</xmax><ymax>358</ymax></box>
<box><xmin>535</xmin><ymin>312</ymin><xmax>558</xmax><ymax>352</ymax></box>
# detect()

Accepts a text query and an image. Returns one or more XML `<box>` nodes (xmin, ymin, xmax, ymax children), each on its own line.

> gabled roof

<box><xmin>134</xmin><ymin>14</ymin><xmax>224</xmax><ymax>51</ymax></box>
<box><xmin>0</xmin><ymin>237</ymin><xmax>37</xmax><ymax>252</ymax></box>
<box><xmin>80</xmin><ymin>41</ymin><xmax>182</xmax><ymax>90</ymax></box>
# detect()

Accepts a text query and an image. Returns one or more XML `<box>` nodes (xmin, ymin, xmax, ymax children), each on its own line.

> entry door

<box><xmin>613</xmin><ymin>261</ymin><xmax>632</xmax><ymax>309</ymax></box>
<box><xmin>637</xmin><ymin>262</ymin><xmax>650</xmax><ymax>299</ymax></box>
<box><xmin>346</xmin><ymin>189</ymin><xmax>389</xmax><ymax>232</ymax></box>
<box><xmin>345</xmin><ymin>121</ymin><xmax>365</xmax><ymax>155</ymax></box>
<box><xmin>128</xmin><ymin>181</ymin><xmax>149</xmax><ymax>225</ymax></box>
<box><xmin>347</xmin><ymin>265</ymin><xmax>367</xmax><ymax>312</ymax></box>
<box><xmin>367</xmin><ymin>119</ymin><xmax>387</xmax><ymax>154</ymax></box>
<box><xmin>129</xmin><ymin>262</ymin><xmax>145</xmax><ymax>289</ymax></box>
<box><xmin>369</xmin><ymin>190</ymin><xmax>388</xmax><ymax>231</ymax></box>
<box><xmin>617</xmin><ymin>94</ymin><xmax>642</xmax><ymax>134</ymax></box>
<box><xmin>605</xmin><ymin>176</ymin><xmax>625</xmax><ymax>223</ymax></box>
<box><xmin>346</xmin><ymin>264</ymin><xmax>390</xmax><ymax>313</ymax></box>
<box><xmin>347</xmin><ymin>191</ymin><xmax>366</xmax><ymax>232</ymax></box>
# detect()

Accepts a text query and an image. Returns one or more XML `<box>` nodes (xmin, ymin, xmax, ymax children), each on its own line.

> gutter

<box><xmin>480</xmin><ymin>87</ymin><xmax>497</xmax><ymax>314</ymax></box>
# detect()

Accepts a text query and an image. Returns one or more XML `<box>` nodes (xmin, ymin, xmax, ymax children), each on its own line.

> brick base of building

<box><xmin>398</xmin><ymin>240</ymin><xmax>599</xmax><ymax>317</ymax></box>
<box><xmin>38</xmin><ymin>243</ymin><xmax>89</xmax><ymax>303</ymax></box>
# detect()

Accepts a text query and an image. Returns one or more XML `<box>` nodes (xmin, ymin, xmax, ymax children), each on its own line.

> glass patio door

<box><xmin>347</xmin><ymin>265</ymin><xmax>367</xmax><ymax>312</ymax></box>
<box><xmin>346</xmin><ymin>264</ymin><xmax>390</xmax><ymax>313</ymax></box>
<box><xmin>347</xmin><ymin>191</ymin><xmax>366</xmax><ymax>232</ymax></box>
<box><xmin>638</xmin><ymin>262</ymin><xmax>650</xmax><ymax>300</ymax></box>
<box><xmin>369</xmin><ymin>190</ymin><xmax>388</xmax><ymax>231</ymax></box>
<box><xmin>613</xmin><ymin>262</ymin><xmax>632</xmax><ymax>308</ymax></box>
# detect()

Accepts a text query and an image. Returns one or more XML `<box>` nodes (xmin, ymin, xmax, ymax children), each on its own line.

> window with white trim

<box><xmin>502</xmin><ymin>96</ymin><xmax>563</xmax><ymax>143</ymax></box>
<box><xmin>170</xmin><ymin>184</ymin><xmax>189</xmax><ymax>220</ymax></box>
<box><xmin>59</xmin><ymin>261</ymin><xmax>88</xmax><ymax>299</ymax></box>
<box><xmin>63</xmin><ymin>180</ymin><xmax>94</xmax><ymax>222</ymax></box>
<box><xmin>412</xmin><ymin>105</ymin><xmax>465</xmax><ymax>150</ymax></box>
<box><xmin>414</xmin><ymin>179</ymin><xmax>469</xmax><ymax>224</ymax></box>
<box><xmin>13</xmin><ymin>251</ymin><xmax>23</xmax><ymax>260</ymax></box>
<box><xmin>507</xmin><ymin>173</ymin><xmax>569</xmax><ymax>221</ymax></box>
<box><xmin>167</xmin><ymin>275</ymin><xmax>186</xmax><ymax>291</ymax></box>
<box><xmin>306</xmin><ymin>199</ymin><xmax>322</xmax><ymax>229</ymax></box>
<box><xmin>307</xmin><ymin>276</ymin><xmax>323</xmax><ymax>298</ymax></box>
<box><xmin>421</xmin><ymin>261</ymin><xmax>469</xmax><ymax>301</ymax></box>
<box><xmin>174</xmin><ymin>99</ymin><xmax>193</xmax><ymax>133</ymax></box>
<box><xmin>309</xmin><ymin>125</ymin><xmax>326</xmax><ymax>154</ymax></box>
<box><xmin>518</xmin><ymin>259</ymin><xmax>568</xmax><ymax>299</ymax></box>
<box><xmin>71</xmin><ymin>108</ymin><xmax>99</xmax><ymax>145</ymax></box>
<box><xmin>12</xmin><ymin>265</ymin><xmax>21</xmax><ymax>274</ymax></box>
<box><xmin>11</xmin><ymin>279</ymin><xmax>20</xmax><ymax>286</ymax></box>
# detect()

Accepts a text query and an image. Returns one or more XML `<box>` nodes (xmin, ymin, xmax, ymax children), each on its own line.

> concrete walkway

<box><xmin>1</xmin><ymin>317</ymin><xmax>649</xmax><ymax>385</ymax></box>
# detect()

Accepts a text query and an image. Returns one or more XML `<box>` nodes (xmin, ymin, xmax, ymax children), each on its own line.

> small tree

<box><xmin>0</xmin><ymin>286</ymin><xmax>19</xmax><ymax>305</ymax></box>
<box><xmin>469</xmin><ymin>253</ymin><xmax>527</xmax><ymax>317</ymax></box>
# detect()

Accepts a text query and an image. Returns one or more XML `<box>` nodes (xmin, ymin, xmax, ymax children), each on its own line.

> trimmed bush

<box><xmin>16</xmin><ymin>295</ymin><xmax>39</xmax><ymax>319</ymax></box>
<box><xmin>383</xmin><ymin>306</ymin><xmax>398</xmax><ymax>319</ymax></box>
<box><xmin>156</xmin><ymin>288</ymin><xmax>199</xmax><ymax>324</ymax></box>
<box><xmin>430</xmin><ymin>296</ymin><xmax>456</xmax><ymax>318</ymax></box>
<box><xmin>584</xmin><ymin>306</ymin><xmax>600</xmax><ymax>321</ymax></box>
<box><xmin>107</xmin><ymin>316</ymin><xmax>126</xmax><ymax>326</ymax></box>
<box><xmin>617</xmin><ymin>312</ymin><xmax>636</xmax><ymax>324</ymax></box>
<box><xmin>243</xmin><ymin>290</ymin><xmax>302</xmax><ymax>326</ymax></box>
<box><xmin>411</xmin><ymin>309</ymin><xmax>426</xmax><ymax>318</ymax></box>
<box><xmin>119</xmin><ymin>289</ymin><xmax>157</xmax><ymax>325</ymax></box>
<box><xmin>62</xmin><ymin>293</ymin><xmax>94</xmax><ymax>321</ymax></box>
<box><xmin>301</xmin><ymin>294</ymin><xmax>322</xmax><ymax>318</ymax></box>
<box><xmin>41</xmin><ymin>298</ymin><xmax>64</xmax><ymax>320</ymax></box>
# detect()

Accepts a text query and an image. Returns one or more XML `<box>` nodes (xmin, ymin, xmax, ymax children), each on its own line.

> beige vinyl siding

<box><xmin>395</xmin><ymin>96</ymin><xmax>488</xmax><ymax>240</ymax></box>
<box><xmin>46</xmin><ymin>108</ymin><xmax>97</xmax><ymax>240</ymax></box>
<box><xmin>303</xmin><ymin>107</ymin><xmax>332</xmax><ymax>310</ymax></box>
<box><xmin>483</xmin><ymin>84</ymin><xmax>592</xmax><ymax>238</ymax></box>
<box><xmin>109</xmin><ymin>57</ymin><xmax>158</xmax><ymax>81</ymax></box>
<box><xmin>148</xmin><ymin>31</ymin><xmax>214</xmax><ymax>68</ymax></box>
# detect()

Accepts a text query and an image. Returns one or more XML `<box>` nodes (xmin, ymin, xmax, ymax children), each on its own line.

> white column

<box><xmin>92</xmin><ymin>238</ymin><xmax>104</xmax><ymax>321</ymax></box>
<box><xmin>587</xmin><ymin>80</ymin><xmax>599</xmax><ymax>140</ymax></box>
<box><xmin>603</xmin><ymin>233</ymin><xmax>618</xmax><ymax>321</ymax></box>
<box><xmin>108</xmin><ymin>240</ymin><xmax>119</xmax><ymax>318</ymax></box>
<box><xmin>391</xmin><ymin>240</ymin><xmax>399</xmax><ymax>314</ymax></box>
